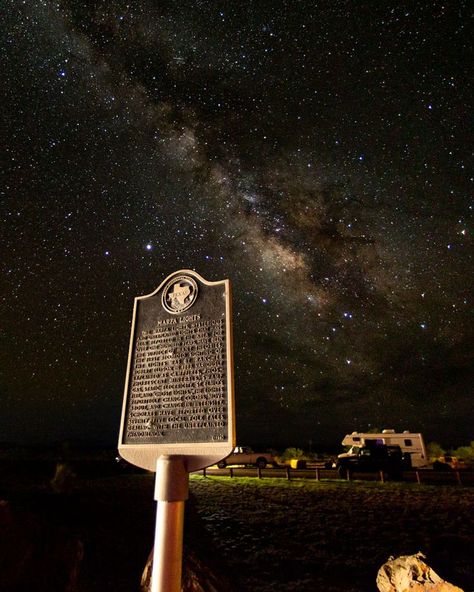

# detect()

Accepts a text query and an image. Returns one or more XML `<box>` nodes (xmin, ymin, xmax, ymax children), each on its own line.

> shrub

<box><xmin>279</xmin><ymin>447</ymin><xmax>307</xmax><ymax>461</ymax></box>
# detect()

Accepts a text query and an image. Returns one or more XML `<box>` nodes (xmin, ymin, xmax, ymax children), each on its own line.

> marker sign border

<box><xmin>118</xmin><ymin>270</ymin><xmax>235</xmax><ymax>472</ymax></box>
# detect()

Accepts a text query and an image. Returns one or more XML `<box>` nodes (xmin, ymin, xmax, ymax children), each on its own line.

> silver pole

<box><xmin>151</xmin><ymin>455</ymin><xmax>189</xmax><ymax>592</ymax></box>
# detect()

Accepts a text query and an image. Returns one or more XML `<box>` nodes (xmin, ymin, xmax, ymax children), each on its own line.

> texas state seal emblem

<box><xmin>161</xmin><ymin>275</ymin><xmax>198</xmax><ymax>314</ymax></box>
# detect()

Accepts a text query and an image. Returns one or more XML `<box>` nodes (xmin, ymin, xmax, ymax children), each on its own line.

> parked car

<box><xmin>217</xmin><ymin>446</ymin><xmax>276</xmax><ymax>469</ymax></box>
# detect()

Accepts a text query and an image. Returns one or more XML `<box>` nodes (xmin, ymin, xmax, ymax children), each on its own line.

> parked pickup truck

<box><xmin>336</xmin><ymin>442</ymin><xmax>411</xmax><ymax>479</ymax></box>
<box><xmin>217</xmin><ymin>446</ymin><xmax>276</xmax><ymax>469</ymax></box>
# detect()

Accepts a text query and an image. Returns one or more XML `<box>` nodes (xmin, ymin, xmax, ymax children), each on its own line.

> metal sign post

<box><xmin>118</xmin><ymin>270</ymin><xmax>235</xmax><ymax>592</ymax></box>
<box><xmin>151</xmin><ymin>456</ymin><xmax>188</xmax><ymax>592</ymax></box>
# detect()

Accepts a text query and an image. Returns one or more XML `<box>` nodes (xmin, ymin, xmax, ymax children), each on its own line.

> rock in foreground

<box><xmin>141</xmin><ymin>548</ymin><xmax>237</xmax><ymax>592</ymax></box>
<box><xmin>377</xmin><ymin>552</ymin><xmax>464</xmax><ymax>592</ymax></box>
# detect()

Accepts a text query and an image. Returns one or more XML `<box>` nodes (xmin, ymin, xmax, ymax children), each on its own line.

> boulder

<box><xmin>377</xmin><ymin>552</ymin><xmax>464</xmax><ymax>592</ymax></box>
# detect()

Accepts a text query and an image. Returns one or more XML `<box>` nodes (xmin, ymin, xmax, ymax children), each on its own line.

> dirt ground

<box><xmin>1</xmin><ymin>470</ymin><xmax>474</xmax><ymax>591</ymax></box>
<box><xmin>189</xmin><ymin>475</ymin><xmax>474</xmax><ymax>591</ymax></box>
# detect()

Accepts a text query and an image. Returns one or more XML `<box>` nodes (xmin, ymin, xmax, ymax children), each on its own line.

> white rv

<box><xmin>341</xmin><ymin>430</ymin><xmax>428</xmax><ymax>468</ymax></box>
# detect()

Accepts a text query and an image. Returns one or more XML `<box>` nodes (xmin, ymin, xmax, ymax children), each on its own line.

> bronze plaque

<box><xmin>118</xmin><ymin>270</ymin><xmax>235</xmax><ymax>471</ymax></box>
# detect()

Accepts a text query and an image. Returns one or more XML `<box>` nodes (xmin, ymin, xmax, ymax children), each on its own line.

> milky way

<box><xmin>1</xmin><ymin>1</ymin><xmax>472</xmax><ymax>448</ymax></box>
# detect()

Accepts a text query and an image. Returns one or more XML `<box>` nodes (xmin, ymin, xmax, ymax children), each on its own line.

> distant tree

<box><xmin>426</xmin><ymin>441</ymin><xmax>445</xmax><ymax>461</ymax></box>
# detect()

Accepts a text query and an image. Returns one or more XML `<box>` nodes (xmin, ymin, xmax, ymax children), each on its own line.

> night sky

<box><xmin>2</xmin><ymin>1</ymin><xmax>472</xmax><ymax>450</ymax></box>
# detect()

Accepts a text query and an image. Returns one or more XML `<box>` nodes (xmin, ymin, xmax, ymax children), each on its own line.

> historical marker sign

<box><xmin>118</xmin><ymin>270</ymin><xmax>235</xmax><ymax>472</ymax></box>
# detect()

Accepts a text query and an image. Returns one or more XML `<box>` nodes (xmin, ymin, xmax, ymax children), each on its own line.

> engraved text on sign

<box><xmin>124</xmin><ymin>314</ymin><xmax>227</xmax><ymax>444</ymax></box>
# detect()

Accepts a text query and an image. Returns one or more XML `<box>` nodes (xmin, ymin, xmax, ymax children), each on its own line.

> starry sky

<box><xmin>2</xmin><ymin>1</ymin><xmax>473</xmax><ymax>450</ymax></box>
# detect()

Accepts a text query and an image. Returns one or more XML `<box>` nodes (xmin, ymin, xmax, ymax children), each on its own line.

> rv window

<box><xmin>353</xmin><ymin>437</ymin><xmax>361</xmax><ymax>442</ymax></box>
<box><xmin>404</xmin><ymin>439</ymin><xmax>412</xmax><ymax>446</ymax></box>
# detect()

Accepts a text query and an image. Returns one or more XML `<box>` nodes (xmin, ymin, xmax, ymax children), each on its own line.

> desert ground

<box><xmin>1</xmin><ymin>466</ymin><xmax>473</xmax><ymax>591</ymax></box>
